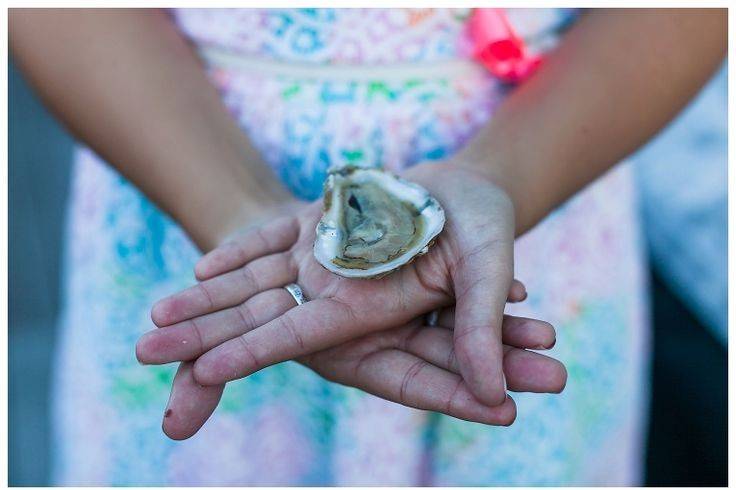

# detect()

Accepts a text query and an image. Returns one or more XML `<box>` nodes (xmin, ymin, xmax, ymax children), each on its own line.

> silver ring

<box><xmin>284</xmin><ymin>283</ymin><xmax>307</xmax><ymax>306</ymax></box>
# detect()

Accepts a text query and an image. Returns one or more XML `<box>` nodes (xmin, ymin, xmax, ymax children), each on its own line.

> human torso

<box><xmin>54</xmin><ymin>9</ymin><xmax>649</xmax><ymax>486</ymax></box>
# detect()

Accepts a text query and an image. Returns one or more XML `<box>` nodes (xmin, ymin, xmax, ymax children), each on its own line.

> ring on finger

<box><xmin>284</xmin><ymin>283</ymin><xmax>307</xmax><ymax>306</ymax></box>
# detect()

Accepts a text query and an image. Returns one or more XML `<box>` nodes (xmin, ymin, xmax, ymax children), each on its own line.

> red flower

<box><xmin>468</xmin><ymin>8</ymin><xmax>543</xmax><ymax>84</ymax></box>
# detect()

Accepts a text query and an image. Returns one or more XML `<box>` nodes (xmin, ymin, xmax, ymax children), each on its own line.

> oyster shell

<box><xmin>313</xmin><ymin>166</ymin><xmax>445</xmax><ymax>279</ymax></box>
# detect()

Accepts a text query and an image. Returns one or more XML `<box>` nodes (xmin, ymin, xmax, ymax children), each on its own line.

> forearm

<box><xmin>454</xmin><ymin>8</ymin><xmax>726</xmax><ymax>235</ymax></box>
<box><xmin>10</xmin><ymin>8</ymin><xmax>291</xmax><ymax>251</ymax></box>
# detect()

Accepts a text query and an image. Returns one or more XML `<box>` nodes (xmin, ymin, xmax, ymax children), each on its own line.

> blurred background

<box><xmin>9</xmin><ymin>59</ymin><xmax>727</xmax><ymax>486</ymax></box>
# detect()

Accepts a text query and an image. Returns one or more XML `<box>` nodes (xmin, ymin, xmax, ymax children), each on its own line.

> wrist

<box><xmin>188</xmin><ymin>150</ymin><xmax>297</xmax><ymax>251</ymax></box>
<box><xmin>406</xmin><ymin>158</ymin><xmax>527</xmax><ymax>237</ymax></box>
<box><xmin>204</xmin><ymin>193</ymin><xmax>301</xmax><ymax>252</ymax></box>
<box><xmin>444</xmin><ymin>146</ymin><xmax>546</xmax><ymax>237</ymax></box>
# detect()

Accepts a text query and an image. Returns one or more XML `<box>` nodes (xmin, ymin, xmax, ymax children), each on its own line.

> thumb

<box><xmin>451</xmin><ymin>238</ymin><xmax>514</xmax><ymax>406</ymax></box>
<box><xmin>162</xmin><ymin>362</ymin><xmax>224</xmax><ymax>440</ymax></box>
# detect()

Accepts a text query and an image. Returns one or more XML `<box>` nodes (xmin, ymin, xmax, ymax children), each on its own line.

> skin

<box><xmin>147</xmin><ymin>8</ymin><xmax>726</xmax><ymax>437</ymax></box>
<box><xmin>155</xmin><ymin>303</ymin><xmax>564</xmax><ymax>440</ymax></box>
<box><xmin>11</xmin><ymin>8</ymin><xmax>567</xmax><ymax>435</ymax></box>
<box><xmin>150</xmin><ymin>165</ymin><xmax>521</xmax><ymax>407</ymax></box>
<box><xmin>10</xmin><ymin>8</ymin><xmax>291</xmax><ymax>250</ymax></box>
<box><xmin>459</xmin><ymin>8</ymin><xmax>727</xmax><ymax>234</ymax></box>
<box><xmin>143</xmin><ymin>168</ymin><xmax>570</xmax><ymax>438</ymax></box>
<box><xmin>11</xmin><ymin>9</ymin><xmax>726</xmax><ymax>439</ymax></box>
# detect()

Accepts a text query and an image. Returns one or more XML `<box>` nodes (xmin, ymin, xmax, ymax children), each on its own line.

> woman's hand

<box><xmin>143</xmin><ymin>301</ymin><xmax>565</xmax><ymax>440</ymax></box>
<box><xmin>144</xmin><ymin>163</ymin><xmax>526</xmax><ymax>407</ymax></box>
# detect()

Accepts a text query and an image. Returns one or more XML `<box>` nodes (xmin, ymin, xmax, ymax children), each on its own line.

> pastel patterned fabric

<box><xmin>52</xmin><ymin>9</ymin><xmax>649</xmax><ymax>485</ymax></box>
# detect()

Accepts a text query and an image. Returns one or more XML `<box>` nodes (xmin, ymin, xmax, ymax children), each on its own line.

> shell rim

<box><xmin>312</xmin><ymin>167</ymin><xmax>446</xmax><ymax>279</ymax></box>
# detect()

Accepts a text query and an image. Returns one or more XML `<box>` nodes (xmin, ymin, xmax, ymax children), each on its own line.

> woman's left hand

<box><xmin>142</xmin><ymin>162</ymin><xmax>533</xmax><ymax>408</ymax></box>
<box><xmin>145</xmin><ymin>303</ymin><xmax>565</xmax><ymax>440</ymax></box>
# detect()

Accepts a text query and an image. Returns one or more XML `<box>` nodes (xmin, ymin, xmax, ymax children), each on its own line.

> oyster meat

<box><xmin>313</xmin><ymin>166</ymin><xmax>445</xmax><ymax>279</ymax></box>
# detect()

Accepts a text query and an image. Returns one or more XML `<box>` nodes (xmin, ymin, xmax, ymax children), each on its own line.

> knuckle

<box><xmin>254</xmin><ymin>226</ymin><xmax>272</xmax><ymax>251</ymax></box>
<box><xmin>231</xmin><ymin>240</ymin><xmax>251</xmax><ymax>265</ymax></box>
<box><xmin>234</xmin><ymin>302</ymin><xmax>258</xmax><ymax>331</ymax></box>
<box><xmin>398</xmin><ymin>359</ymin><xmax>427</xmax><ymax>405</ymax></box>
<box><xmin>280</xmin><ymin>313</ymin><xmax>306</xmax><ymax>352</ymax></box>
<box><xmin>236</xmin><ymin>336</ymin><xmax>262</xmax><ymax>373</ymax></box>
<box><xmin>188</xmin><ymin>317</ymin><xmax>206</xmax><ymax>354</ymax></box>
<box><xmin>445</xmin><ymin>378</ymin><xmax>464</xmax><ymax>416</ymax></box>
<box><xmin>239</xmin><ymin>265</ymin><xmax>260</xmax><ymax>292</ymax></box>
<box><xmin>197</xmin><ymin>283</ymin><xmax>215</xmax><ymax>309</ymax></box>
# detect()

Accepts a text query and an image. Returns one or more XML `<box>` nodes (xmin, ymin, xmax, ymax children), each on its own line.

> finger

<box><xmin>398</xmin><ymin>325</ymin><xmax>566</xmax><ymax>393</ymax></box>
<box><xmin>434</xmin><ymin>310</ymin><xmax>556</xmax><ymax>350</ymax></box>
<box><xmin>193</xmin><ymin>298</ymin><xmax>368</xmax><ymax>385</ymax></box>
<box><xmin>162</xmin><ymin>362</ymin><xmax>224</xmax><ymax>440</ymax></box>
<box><xmin>452</xmin><ymin>237</ymin><xmax>514</xmax><ymax>406</ymax></box>
<box><xmin>439</xmin><ymin>279</ymin><xmax>525</xmax><ymax>310</ymax></box>
<box><xmin>195</xmin><ymin>216</ymin><xmax>299</xmax><ymax>281</ymax></box>
<box><xmin>138</xmin><ymin>288</ymin><xmax>297</xmax><ymax>364</ymax></box>
<box><xmin>500</xmin><ymin>316</ymin><xmax>556</xmax><ymax>350</ymax></box>
<box><xmin>504</xmin><ymin>347</ymin><xmax>567</xmax><ymax>393</ymax></box>
<box><xmin>436</xmin><ymin>276</ymin><xmax>526</xmax><ymax>327</ymax></box>
<box><xmin>507</xmin><ymin>279</ymin><xmax>527</xmax><ymax>303</ymax></box>
<box><xmin>323</xmin><ymin>348</ymin><xmax>517</xmax><ymax>426</ymax></box>
<box><xmin>151</xmin><ymin>252</ymin><xmax>296</xmax><ymax>326</ymax></box>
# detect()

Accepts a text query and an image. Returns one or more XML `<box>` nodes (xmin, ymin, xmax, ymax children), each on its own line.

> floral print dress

<box><xmin>52</xmin><ymin>8</ymin><xmax>649</xmax><ymax>485</ymax></box>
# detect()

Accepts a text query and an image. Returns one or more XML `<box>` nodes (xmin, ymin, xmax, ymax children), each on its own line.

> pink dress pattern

<box><xmin>52</xmin><ymin>8</ymin><xmax>649</xmax><ymax>485</ymax></box>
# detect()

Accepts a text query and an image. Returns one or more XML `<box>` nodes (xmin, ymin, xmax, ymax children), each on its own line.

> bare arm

<box><xmin>129</xmin><ymin>9</ymin><xmax>727</xmax><ymax>433</ymax></box>
<box><xmin>10</xmin><ymin>8</ymin><xmax>291</xmax><ymax>251</ymax></box>
<box><xmin>454</xmin><ymin>8</ymin><xmax>727</xmax><ymax>234</ymax></box>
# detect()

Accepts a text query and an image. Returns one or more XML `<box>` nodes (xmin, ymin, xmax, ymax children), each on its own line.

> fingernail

<box><xmin>503</xmin><ymin>374</ymin><xmax>508</xmax><ymax>393</ymax></box>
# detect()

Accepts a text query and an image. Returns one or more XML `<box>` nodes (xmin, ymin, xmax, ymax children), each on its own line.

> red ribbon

<box><xmin>468</xmin><ymin>8</ymin><xmax>542</xmax><ymax>83</ymax></box>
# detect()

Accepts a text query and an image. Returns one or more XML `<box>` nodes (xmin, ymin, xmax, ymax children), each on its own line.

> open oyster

<box><xmin>313</xmin><ymin>166</ymin><xmax>445</xmax><ymax>279</ymax></box>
